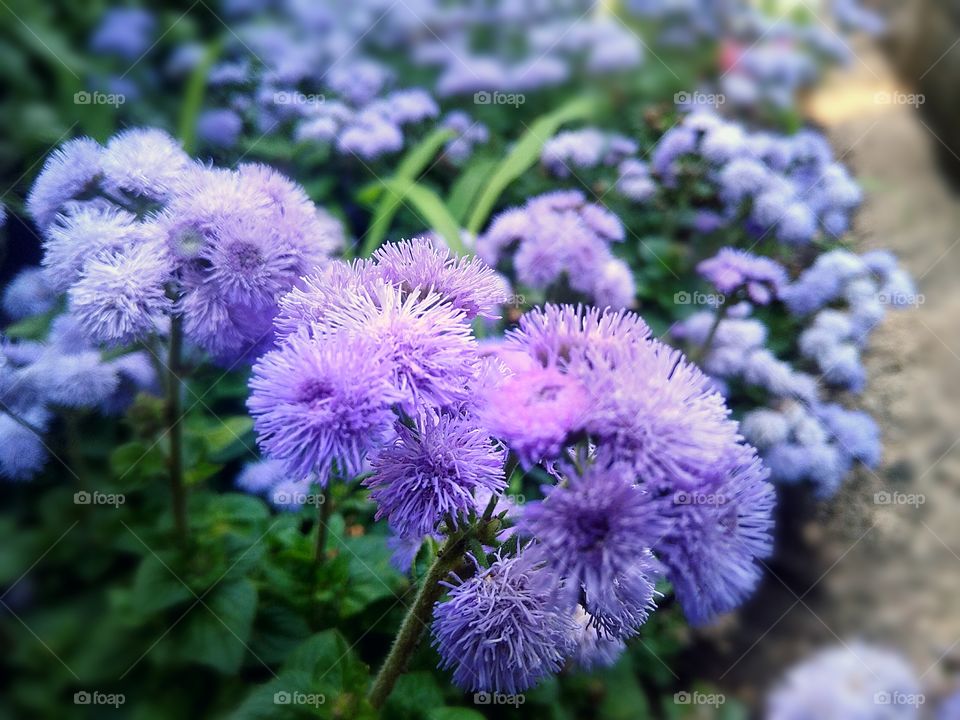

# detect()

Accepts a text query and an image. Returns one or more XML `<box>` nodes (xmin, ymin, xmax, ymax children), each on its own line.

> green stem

<box><xmin>166</xmin><ymin>315</ymin><xmax>188</xmax><ymax>543</ymax></box>
<box><xmin>368</xmin><ymin>532</ymin><xmax>471</xmax><ymax>709</ymax></box>
<box><xmin>314</xmin><ymin>494</ymin><xmax>332</xmax><ymax>564</ymax></box>
<box><xmin>692</xmin><ymin>300</ymin><xmax>729</xmax><ymax>365</ymax></box>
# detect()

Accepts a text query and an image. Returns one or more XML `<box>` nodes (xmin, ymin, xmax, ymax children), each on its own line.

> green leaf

<box><xmin>445</xmin><ymin>156</ymin><xmax>498</xmax><ymax>224</ymax></box>
<box><xmin>110</xmin><ymin>441</ymin><xmax>166</xmax><ymax>485</ymax></box>
<box><xmin>465</xmin><ymin>95</ymin><xmax>594</xmax><ymax>234</ymax></box>
<box><xmin>155</xmin><ymin>578</ymin><xmax>258</xmax><ymax>674</ymax></box>
<box><xmin>384</xmin><ymin>672</ymin><xmax>444</xmax><ymax>718</ymax></box>
<box><xmin>359</xmin><ymin>128</ymin><xmax>455</xmax><ymax>256</ymax></box>
<box><xmin>129</xmin><ymin>555</ymin><xmax>194</xmax><ymax>620</ymax></box>
<box><xmin>178</xmin><ymin>40</ymin><xmax>222</xmax><ymax>153</ymax></box>
<box><xmin>381</xmin><ymin>180</ymin><xmax>464</xmax><ymax>255</ymax></box>
<box><xmin>202</xmin><ymin>415</ymin><xmax>255</xmax><ymax>459</ymax></box>
<box><xmin>426</xmin><ymin>709</ymin><xmax>486</xmax><ymax>720</ymax></box>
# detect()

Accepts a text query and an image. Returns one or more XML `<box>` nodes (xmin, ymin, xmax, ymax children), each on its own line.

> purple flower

<box><xmin>236</xmin><ymin>458</ymin><xmax>289</xmax><ymax>495</ymax></box>
<box><xmin>767</xmin><ymin>643</ymin><xmax>920</xmax><ymax>720</ymax></box>
<box><xmin>197</xmin><ymin>109</ymin><xmax>244</xmax><ymax>148</ymax></box>
<box><xmin>42</xmin><ymin>205</ymin><xmax>141</xmax><ymax>292</ymax></box>
<box><xmin>26</xmin><ymin>350</ymin><xmax>121</xmax><ymax>409</ymax></box>
<box><xmin>274</xmin><ymin>260</ymin><xmax>375</xmax><ymax>339</ymax></box>
<box><xmin>314</xmin><ymin>282</ymin><xmax>478</xmax><ymax>413</ymax></box>
<box><xmin>568</xmin><ymin>606</ymin><xmax>625</xmax><ymax>670</ymax></box>
<box><xmin>90</xmin><ymin>8</ymin><xmax>155</xmax><ymax>60</ymax></box>
<box><xmin>68</xmin><ymin>239</ymin><xmax>173</xmax><ymax>345</ymax></box>
<box><xmin>816</xmin><ymin>403</ymin><xmax>881</xmax><ymax>468</ymax></box>
<box><xmin>366</xmin><ymin>413</ymin><xmax>505</xmax><ymax>538</ymax></box>
<box><xmin>337</xmin><ymin>112</ymin><xmax>404</xmax><ymax>160</ymax></box>
<box><xmin>3</xmin><ymin>268</ymin><xmax>57</xmax><ymax>321</ymax></box>
<box><xmin>101</xmin><ymin>128</ymin><xmax>190</xmax><ymax>202</ymax></box>
<box><xmin>696</xmin><ymin>248</ymin><xmax>787</xmax><ymax>305</ymax></box>
<box><xmin>432</xmin><ymin>551</ymin><xmax>575</xmax><ymax>693</ymax></box>
<box><xmin>372</xmin><ymin>238</ymin><xmax>507</xmax><ymax>319</ymax></box>
<box><xmin>27</xmin><ymin>138</ymin><xmax>103</xmax><ymax>230</ymax></box>
<box><xmin>578</xmin><ymin>341</ymin><xmax>741</xmax><ymax>492</ymax></box>
<box><xmin>522</xmin><ymin>463</ymin><xmax>659</xmax><ymax>638</ymax></box>
<box><xmin>0</xmin><ymin>407</ymin><xmax>50</xmax><ymax>481</ymax></box>
<box><xmin>478</xmin><ymin>364</ymin><xmax>590</xmax><ymax>468</ymax></box>
<box><xmin>247</xmin><ymin>332</ymin><xmax>402</xmax><ymax>482</ymax></box>
<box><xmin>654</xmin><ymin>447</ymin><xmax>775</xmax><ymax>625</ymax></box>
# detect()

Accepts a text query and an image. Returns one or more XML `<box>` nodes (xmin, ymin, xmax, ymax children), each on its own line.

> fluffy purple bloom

<box><xmin>568</xmin><ymin>606</ymin><xmax>626</xmax><ymax>670</ymax></box>
<box><xmin>442</xmin><ymin>111</ymin><xmax>489</xmax><ymax>164</ymax></box>
<box><xmin>816</xmin><ymin>403</ymin><xmax>881</xmax><ymax>468</ymax></box>
<box><xmin>366</xmin><ymin>414</ymin><xmax>505</xmax><ymax>538</ymax></box>
<box><xmin>273</xmin><ymin>260</ymin><xmax>375</xmax><ymax>339</ymax></box>
<box><xmin>504</xmin><ymin>304</ymin><xmax>650</xmax><ymax>368</ymax></box>
<box><xmin>101</xmin><ymin>128</ymin><xmax>190</xmax><ymax>202</ymax></box>
<box><xmin>27</xmin><ymin>138</ymin><xmax>103</xmax><ymax>230</ymax></box>
<box><xmin>236</xmin><ymin>458</ymin><xmax>289</xmax><ymax>495</ymax></box>
<box><xmin>197</xmin><ymin>109</ymin><xmax>243</xmax><ymax>148</ymax></box>
<box><xmin>541</xmin><ymin>128</ymin><xmax>637</xmax><ymax>177</ymax></box>
<box><xmin>247</xmin><ymin>332</ymin><xmax>402</xmax><ymax>482</ymax></box>
<box><xmin>654</xmin><ymin>448</ymin><xmax>775</xmax><ymax>625</ymax></box>
<box><xmin>372</xmin><ymin>239</ymin><xmax>507</xmax><ymax>319</ymax></box>
<box><xmin>3</xmin><ymin>268</ymin><xmax>57</xmax><ymax>321</ymax></box>
<box><xmin>26</xmin><ymin>350</ymin><xmax>120</xmax><ymax>409</ymax></box>
<box><xmin>312</xmin><ymin>282</ymin><xmax>478</xmax><ymax>413</ymax></box>
<box><xmin>478</xmin><ymin>364</ymin><xmax>590</xmax><ymax>468</ymax></box>
<box><xmin>432</xmin><ymin>552</ymin><xmax>575</xmax><ymax>693</ymax></box>
<box><xmin>578</xmin><ymin>341</ymin><xmax>742</xmax><ymax>492</ymax></box>
<box><xmin>90</xmin><ymin>8</ymin><xmax>155</xmax><ymax>60</ymax></box>
<box><xmin>767</xmin><ymin>643</ymin><xmax>920</xmax><ymax>720</ymax></box>
<box><xmin>0</xmin><ymin>407</ymin><xmax>51</xmax><ymax>481</ymax></box>
<box><xmin>697</xmin><ymin>248</ymin><xmax>787</xmax><ymax>304</ymax></box>
<box><xmin>68</xmin><ymin>240</ymin><xmax>173</xmax><ymax>345</ymax></box>
<box><xmin>522</xmin><ymin>463</ymin><xmax>659</xmax><ymax>638</ymax></box>
<box><xmin>337</xmin><ymin>112</ymin><xmax>404</xmax><ymax>160</ymax></box>
<box><xmin>616</xmin><ymin>159</ymin><xmax>656</xmax><ymax>202</ymax></box>
<box><xmin>380</xmin><ymin>88</ymin><xmax>439</xmax><ymax>125</ymax></box>
<box><xmin>42</xmin><ymin>205</ymin><xmax>142</xmax><ymax>292</ymax></box>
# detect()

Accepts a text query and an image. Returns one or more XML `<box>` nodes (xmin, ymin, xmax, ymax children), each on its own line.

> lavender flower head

<box><xmin>3</xmin><ymin>268</ymin><xmax>57</xmax><ymax>321</ymax></box>
<box><xmin>27</xmin><ymin>137</ymin><xmax>103</xmax><ymax>230</ymax></box>
<box><xmin>100</xmin><ymin>128</ymin><xmax>190</xmax><ymax>202</ymax></box>
<box><xmin>522</xmin><ymin>463</ymin><xmax>659</xmax><ymax>639</ymax></box>
<box><xmin>247</xmin><ymin>332</ymin><xmax>402</xmax><ymax>482</ymax></box>
<box><xmin>372</xmin><ymin>238</ymin><xmax>507</xmax><ymax>319</ymax></box>
<box><xmin>366</xmin><ymin>413</ymin><xmax>505</xmax><ymax>538</ymax></box>
<box><xmin>697</xmin><ymin>248</ymin><xmax>787</xmax><ymax>305</ymax></box>
<box><xmin>767</xmin><ymin>643</ymin><xmax>921</xmax><ymax>720</ymax></box>
<box><xmin>432</xmin><ymin>551</ymin><xmax>575</xmax><ymax>694</ymax></box>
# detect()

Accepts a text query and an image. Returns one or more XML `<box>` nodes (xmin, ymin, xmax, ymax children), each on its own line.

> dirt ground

<box><xmin>686</xmin><ymin>36</ymin><xmax>960</xmax><ymax>712</ymax></box>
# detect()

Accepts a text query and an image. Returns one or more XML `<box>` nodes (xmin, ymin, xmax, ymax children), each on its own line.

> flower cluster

<box><xmin>0</xmin><ymin>316</ymin><xmax>157</xmax><ymax>481</ymax></box>
<box><xmin>27</xmin><ymin>128</ymin><xmax>342</xmax><ymax>361</ymax></box>
<box><xmin>766</xmin><ymin>643</ymin><xmax>921</xmax><ymax>720</ymax></box>
<box><xmin>477</xmin><ymin>191</ymin><xmax>636</xmax><ymax>309</ymax></box>
<box><xmin>429</xmin><ymin>304</ymin><xmax>774</xmax><ymax>692</ymax></box>
<box><xmin>639</xmin><ymin>111</ymin><xmax>863</xmax><ymax>245</ymax></box>
<box><xmin>540</xmin><ymin>128</ymin><xmax>637</xmax><ymax>178</ymax></box>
